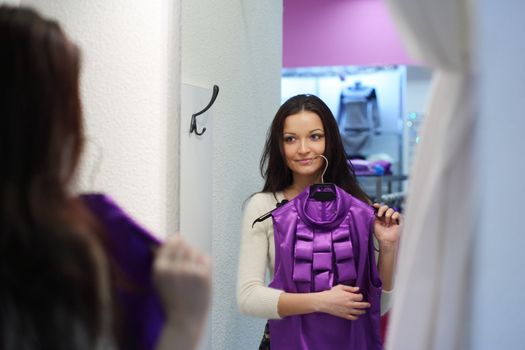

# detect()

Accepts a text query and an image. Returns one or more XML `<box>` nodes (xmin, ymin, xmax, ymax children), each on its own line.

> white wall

<box><xmin>181</xmin><ymin>1</ymin><xmax>282</xmax><ymax>349</ymax></box>
<box><xmin>404</xmin><ymin>66</ymin><xmax>432</xmax><ymax>175</ymax></box>
<box><xmin>21</xmin><ymin>0</ymin><xmax>181</xmax><ymax>237</ymax></box>
<box><xmin>0</xmin><ymin>0</ymin><xmax>19</xmax><ymax>5</ymax></box>
<box><xmin>470</xmin><ymin>1</ymin><xmax>525</xmax><ymax>348</ymax></box>
<box><xmin>405</xmin><ymin>66</ymin><xmax>432</xmax><ymax>113</ymax></box>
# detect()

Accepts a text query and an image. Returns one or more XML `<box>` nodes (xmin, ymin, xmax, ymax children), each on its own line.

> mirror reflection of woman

<box><xmin>237</xmin><ymin>94</ymin><xmax>401</xmax><ymax>349</ymax></box>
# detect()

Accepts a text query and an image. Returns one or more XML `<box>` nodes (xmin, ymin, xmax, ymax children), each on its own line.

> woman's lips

<box><xmin>296</xmin><ymin>158</ymin><xmax>313</xmax><ymax>165</ymax></box>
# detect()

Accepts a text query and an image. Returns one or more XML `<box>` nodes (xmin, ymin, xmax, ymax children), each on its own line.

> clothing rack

<box><xmin>356</xmin><ymin>174</ymin><xmax>408</xmax><ymax>206</ymax></box>
<box><xmin>380</xmin><ymin>191</ymin><xmax>406</xmax><ymax>211</ymax></box>
<box><xmin>381</xmin><ymin>191</ymin><xmax>405</xmax><ymax>203</ymax></box>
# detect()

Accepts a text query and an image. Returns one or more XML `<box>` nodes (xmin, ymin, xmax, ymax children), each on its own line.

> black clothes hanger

<box><xmin>309</xmin><ymin>155</ymin><xmax>336</xmax><ymax>202</ymax></box>
<box><xmin>251</xmin><ymin>155</ymin><xmax>336</xmax><ymax>228</ymax></box>
<box><xmin>251</xmin><ymin>198</ymin><xmax>289</xmax><ymax>228</ymax></box>
<box><xmin>309</xmin><ymin>183</ymin><xmax>336</xmax><ymax>201</ymax></box>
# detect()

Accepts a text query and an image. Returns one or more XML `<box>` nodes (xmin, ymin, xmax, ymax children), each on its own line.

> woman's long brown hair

<box><xmin>260</xmin><ymin>94</ymin><xmax>370</xmax><ymax>203</ymax></box>
<box><xmin>0</xmin><ymin>6</ymin><xmax>113</xmax><ymax>349</ymax></box>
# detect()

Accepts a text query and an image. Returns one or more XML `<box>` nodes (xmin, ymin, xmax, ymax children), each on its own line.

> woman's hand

<box><xmin>372</xmin><ymin>203</ymin><xmax>401</xmax><ymax>249</ymax></box>
<box><xmin>153</xmin><ymin>235</ymin><xmax>211</xmax><ymax>332</ymax></box>
<box><xmin>317</xmin><ymin>284</ymin><xmax>371</xmax><ymax>320</ymax></box>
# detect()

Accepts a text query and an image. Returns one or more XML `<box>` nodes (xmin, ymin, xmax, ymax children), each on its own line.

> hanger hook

<box><xmin>315</xmin><ymin>155</ymin><xmax>329</xmax><ymax>184</ymax></box>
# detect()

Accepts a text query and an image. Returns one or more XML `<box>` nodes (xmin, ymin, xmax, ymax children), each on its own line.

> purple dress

<box><xmin>81</xmin><ymin>194</ymin><xmax>164</xmax><ymax>350</ymax></box>
<box><xmin>269</xmin><ymin>185</ymin><xmax>382</xmax><ymax>350</ymax></box>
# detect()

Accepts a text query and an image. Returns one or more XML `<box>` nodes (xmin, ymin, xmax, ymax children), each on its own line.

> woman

<box><xmin>237</xmin><ymin>94</ymin><xmax>400</xmax><ymax>349</ymax></box>
<box><xmin>0</xmin><ymin>6</ymin><xmax>210</xmax><ymax>350</ymax></box>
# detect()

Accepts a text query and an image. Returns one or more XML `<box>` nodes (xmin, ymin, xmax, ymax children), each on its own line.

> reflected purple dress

<box><xmin>269</xmin><ymin>186</ymin><xmax>382</xmax><ymax>350</ymax></box>
<box><xmin>81</xmin><ymin>194</ymin><xmax>164</xmax><ymax>350</ymax></box>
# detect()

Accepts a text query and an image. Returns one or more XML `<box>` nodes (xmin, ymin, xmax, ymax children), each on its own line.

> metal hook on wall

<box><xmin>189</xmin><ymin>84</ymin><xmax>219</xmax><ymax>136</ymax></box>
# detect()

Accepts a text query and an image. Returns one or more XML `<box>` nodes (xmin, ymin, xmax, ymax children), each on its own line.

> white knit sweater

<box><xmin>236</xmin><ymin>191</ymin><xmax>393</xmax><ymax>320</ymax></box>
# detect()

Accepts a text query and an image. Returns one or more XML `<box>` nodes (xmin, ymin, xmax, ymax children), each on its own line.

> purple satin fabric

<box><xmin>81</xmin><ymin>194</ymin><xmax>164</xmax><ymax>350</ymax></box>
<box><xmin>269</xmin><ymin>186</ymin><xmax>383</xmax><ymax>350</ymax></box>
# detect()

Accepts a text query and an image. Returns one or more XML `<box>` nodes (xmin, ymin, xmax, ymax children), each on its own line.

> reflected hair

<box><xmin>260</xmin><ymin>94</ymin><xmax>370</xmax><ymax>203</ymax></box>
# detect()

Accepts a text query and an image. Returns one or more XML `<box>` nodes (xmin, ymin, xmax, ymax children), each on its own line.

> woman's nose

<box><xmin>298</xmin><ymin>139</ymin><xmax>309</xmax><ymax>154</ymax></box>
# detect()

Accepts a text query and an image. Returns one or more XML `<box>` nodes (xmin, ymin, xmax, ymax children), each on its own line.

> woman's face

<box><xmin>282</xmin><ymin>110</ymin><xmax>326</xmax><ymax>181</ymax></box>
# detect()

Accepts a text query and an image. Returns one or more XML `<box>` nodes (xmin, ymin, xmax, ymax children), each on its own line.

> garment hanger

<box><xmin>309</xmin><ymin>155</ymin><xmax>336</xmax><ymax>202</ymax></box>
<box><xmin>251</xmin><ymin>198</ymin><xmax>289</xmax><ymax>228</ymax></box>
<box><xmin>251</xmin><ymin>155</ymin><xmax>335</xmax><ymax>227</ymax></box>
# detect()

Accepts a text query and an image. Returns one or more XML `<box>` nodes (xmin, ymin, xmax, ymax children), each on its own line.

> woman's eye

<box><xmin>283</xmin><ymin>136</ymin><xmax>296</xmax><ymax>143</ymax></box>
<box><xmin>310</xmin><ymin>134</ymin><xmax>324</xmax><ymax>141</ymax></box>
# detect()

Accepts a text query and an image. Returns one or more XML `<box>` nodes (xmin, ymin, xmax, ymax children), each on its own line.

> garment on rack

<box><xmin>268</xmin><ymin>185</ymin><xmax>382</xmax><ymax>350</ymax></box>
<box><xmin>380</xmin><ymin>192</ymin><xmax>406</xmax><ymax>213</ymax></box>
<box><xmin>349</xmin><ymin>159</ymin><xmax>393</xmax><ymax>176</ymax></box>
<box><xmin>337</xmin><ymin>82</ymin><xmax>380</xmax><ymax>157</ymax></box>
<box><xmin>81</xmin><ymin>193</ymin><xmax>164</xmax><ymax>350</ymax></box>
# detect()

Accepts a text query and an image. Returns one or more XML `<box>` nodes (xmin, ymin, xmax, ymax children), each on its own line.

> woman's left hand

<box><xmin>372</xmin><ymin>203</ymin><xmax>401</xmax><ymax>248</ymax></box>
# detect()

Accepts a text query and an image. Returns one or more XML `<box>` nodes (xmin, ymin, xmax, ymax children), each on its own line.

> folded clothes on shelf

<box><xmin>348</xmin><ymin>159</ymin><xmax>392</xmax><ymax>176</ymax></box>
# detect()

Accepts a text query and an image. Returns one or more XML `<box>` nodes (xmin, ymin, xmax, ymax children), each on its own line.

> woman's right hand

<box><xmin>317</xmin><ymin>284</ymin><xmax>370</xmax><ymax>320</ymax></box>
<box><xmin>153</xmin><ymin>235</ymin><xmax>212</xmax><ymax>331</ymax></box>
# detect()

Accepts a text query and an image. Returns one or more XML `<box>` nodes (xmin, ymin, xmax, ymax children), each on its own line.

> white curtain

<box><xmin>385</xmin><ymin>0</ymin><xmax>475</xmax><ymax>349</ymax></box>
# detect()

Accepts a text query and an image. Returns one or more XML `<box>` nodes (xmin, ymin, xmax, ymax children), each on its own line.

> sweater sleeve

<box><xmin>372</xmin><ymin>235</ymin><xmax>395</xmax><ymax>316</ymax></box>
<box><xmin>236</xmin><ymin>194</ymin><xmax>283</xmax><ymax>319</ymax></box>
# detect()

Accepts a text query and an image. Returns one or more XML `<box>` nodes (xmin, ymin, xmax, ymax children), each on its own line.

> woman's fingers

<box><xmin>352</xmin><ymin>301</ymin><xmax>371</xmax><ymax>309</ymax></box>
<box><xmin>328</xmin><ymin>284</ymin><xmax>374</xmax><ymax>320</ymax></box>
<box><xmin>346</xmin><ymin>314</ymin><xmax>358</xmax><ymax>321</ymax></box>
<box><xmin>153</xmin><ymin>234</ymin><xmax>211</xmax><ymax>322</ymax></box>
<box><xmin>385</xmin><ymin>208</ymin><xmax>395</xmax><ymax>225</ymax></box>
<box><xmin>339</xmin><ymin>284</ymin><xmax>359</xmax><ymax>293</ymax></box>
<box><xmin>351</xmin><ymin>309</ymin><xmax>367</xmax><ymax>316</ymax></box>
<box><xmin>374</xmin><ymin>204</ymin><xmax>389</xmax><ymax>218</ymax></box>
<box><xmin>392</xmin><ymin>211</ymin><xmax>401</xmax><ymax>224</ymax></box>
<box><xmin>373</xmin><ymin>203</ymin><xmax>400</xmax><ymax>225</ymax></box>
<box><xmin>352</xmin><ymin>293</ymin><xmax>363</xmax><ymax>302</ymax></box>
<box><xmin>159</xmin><ymin>235</ymin><xmax>210</xmax><ymax>274</ymax></box>
<box><xmin>344</xmin><ymin>304</ymin><xmax>369</xmax><ymax>320</ymax></box>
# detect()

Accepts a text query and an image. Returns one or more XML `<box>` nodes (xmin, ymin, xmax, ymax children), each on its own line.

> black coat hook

<box><xmin>190</xmin><ymin>84</ymin><xmax>219</xmax><ymax>136</ymax></box>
